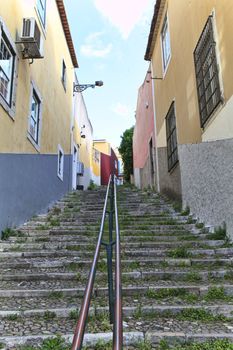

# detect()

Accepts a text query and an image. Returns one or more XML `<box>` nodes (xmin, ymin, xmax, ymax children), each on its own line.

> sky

<box><xmin>64</xmin><ymin>0</ymin><xmax>155</xmax><ymax>149</ymax></box>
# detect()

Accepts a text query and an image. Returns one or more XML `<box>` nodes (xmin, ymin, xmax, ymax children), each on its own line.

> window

<box><xmin>57</xmin><ymin>145</ymin><xmax>64</xmax><ymax>181</ymax></box>
<box><xmin>161</xmin><ymin>15</ymin><xmax>171</xmax><ymax>72</ymax></box>
<box><xmin>166</xmin><ymin>102</ymin><xmax>178</xmax><ymax>171</ymax></box>
<box><xmin>0</xmin><ymin>30</ymin><xmax>15</xmax><ymax>107</ymax></box>
<box><xmin>29</xmin><ymin>90</ymin><xmax>41</xmax><ymax>144</ymax></box>
<box><xmin>61</xmin><ymin>60</ymin><xmax>66</xmax><ymax>90</ymax></box>
<box><xmin>194</xmin><ymin>16</ymin><xmax>222</xmax><ymax>127</ymax></box>
<box><xmin>37</xmin><ymin>0</ymin><xmax>46</xmax><ymax>27</ymax></box>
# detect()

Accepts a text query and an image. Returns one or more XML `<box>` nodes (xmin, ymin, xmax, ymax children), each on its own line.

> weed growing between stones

<box><xmin>204</xmin><ymin>286</ymin><xmax>232</xmax><ymax>301</ymax></box>
<box><xmin>66</xmin><ymin>245</ymin><xmax>81</xmax><ymax>251</ymax></box>
<box><xmin>207</xmin><ymin>223</ymin><xmax>228</xmax><ymax>241</ymax></box>
<box><xmin>5</xmin><ymin>313</ymin><xmax>21</xmax><ymax>321</ymax></box>
<box><xmin>69</xmin><ymin>309</ymin><xmax>79</xmax><ymax>320</ymax></box>
<box><xmin>48</xmin><ymin>291</ymin><xmax>63</xmax><ymax>299</ymax></box>
<box><xmin>172</xmin><ymin>201</ymin><xmax>182</xmax><ymax>212</ymax></box>
<box><xmin>176</xmin><ymin>308</ymin><xmax>228</xmax><ymax>322</ymax></box>
<box><xmin>43</xmin><ymin>311</ymin><xmax>56</xmax><ymax>320</ymax></box>
<box><xmin>87</xmin><ymin>312</ymin><xmax>112</xmax><ymax>333</ymax></box>
<box><xmin>35</xmin><ymin>237</ymin><xmax>50</xmax><ymax>242</ymax></box>
<box><xmin>164</xmin><ymin>339</ymin><xmax>233</xmax><ymax>350</ymax></box>
<box><xmin>1</xmin><ymin>227</ymin><xmax>25</xmax><ymax>240</ymax></box>
<box><xmin>168</xmin><ymin>247</ymin><xmax>191</xmax><ymax>258</ymax></box>
<box><xmin>146</xmin><ymin>288</ymin><xmax>187</xmax><ymax>299</ymax></box>
<box><xmin>195</xmin><ymin>222</ymin><xmax>204</xmax><ymax>229</ymax></box>
<box><xmin>181</xmin><ymin>207</ymin><xmax>190</xmax><ymax>216</ymax></box>
<box><xmin>183</xmin><ymin>272</ymin><xmax>202</xmax><ymax>282</ymax></box>
<box><xmin>158</xmin><ymin>339</ymin><xmax>169</xmax><ymax>350</ymax></box>
<box><xmin>137</xmin><ymin>340</ymin><xmax>153</xmax><ymax>350</ymax></box>
<box><xmin>83</xmin><ymin>340</ymin><xmax>112</xmax><ymax>350</ymax></box>
<box><xmin>67</xmin><ymin>262</ymin><xmax>82</xmax><ymax>271</ymax></box>
<box><xmin>36</xmin><ymin>224</ymin><xmax>50</xmax><ymax>230</ymax></box>
<box><xmin>52</xmin><ymin>207</ymin><xmax>62</xmax><ymax>215</ymax></box>
<box><xmin>49</xmin><ymin>218</ymin><xmax>60</xmax><ymax>227</ymax></box>
<box><xmin>98</xmin><ymin>259</ymin><xmax>107</xmax><ymax>272</ymax></box>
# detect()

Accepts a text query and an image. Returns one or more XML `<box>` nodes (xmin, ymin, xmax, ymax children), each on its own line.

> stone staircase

<box><xmin>0</xmin><ymin>187</ymin><xmax>233</xmax><ymax>349</ymax></box>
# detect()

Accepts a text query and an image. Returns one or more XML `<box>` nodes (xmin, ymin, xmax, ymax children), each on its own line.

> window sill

<box><xmin>57</xmin><ymin>173</ymin><xmax>64</xmax><ymax>182</ymax></box>
<box><xmin>0</xmin><ymin>96</ymin><xmax>16</xmax><ymax>120</ymax></box>
<box><xmin>201</xmin><ymin>98</ymin><xmax>224</xmax><ymax>132</ymax></box>
<box><xmin>27</xmin><ymin>133</ymin><xmax>40</xmax><ymax>153</ymax></box>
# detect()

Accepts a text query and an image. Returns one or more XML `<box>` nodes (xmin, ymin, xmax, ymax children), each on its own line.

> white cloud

<box><xmin>80</xmin><ymin>32</ymin><xmax>113</xmax><ymax>58</ymax></box>
<box><xmin>94</xmin><ymin>0</ymin><xmax>154</xmax><ymax>39</ymax></box>
<box><xmin>112</xmin><ymin>103</ymin><xmax>131</xmax><ymax>118</ymax></box>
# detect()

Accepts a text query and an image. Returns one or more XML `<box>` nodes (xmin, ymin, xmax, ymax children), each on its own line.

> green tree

<box><xmin>119</xmin><ymin>126</ymin><xmax>134</xmax><ymax>182</ymax></box>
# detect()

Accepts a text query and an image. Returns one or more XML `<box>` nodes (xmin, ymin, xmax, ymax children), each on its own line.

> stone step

<box><xmin>0</xmin><ymin>257</ymin><xmax>232</xmax><ymax>272</ymax></box>
<box><xmin>124</xmin><ymin>247</ymin><xmax>233</xmax><ymax>258</ymax></box>
<box><xmin>1</xmin><ymin>283</ymin><xmax>233</xmax><ymax>298</ymax></box>
<box><xmin>0</xmin><ymin>303</ymin><xmax>233</xmax><ymax>323</ymax></box>
<box><xmin>0</xmin><ymin>268</ymin><xmax>232</xmax><ymax>283</ymax></box>
<box><xmin>8</xmin><ymin>233</ymin><xmax>210</xmax><ymax>244</ymax></box>
<box><xmin>0</xmin><ymin>239</ymin><xmax>225</xmax><ymax>252</ymax></box>
<box><xmin>0</xmin><ymin>331</ymin><xmax>143</xmax><ymax>349</ymax></box>
<box><xmin>0</xmin><ymin>246</ymin><xmax>231</xmax><ymax>258</ymax></box>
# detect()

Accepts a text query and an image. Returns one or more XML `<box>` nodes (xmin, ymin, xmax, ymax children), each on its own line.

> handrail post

<box><xmin>106</xmin><ymin>174</ymin><xmax>115</xmax><ymax>324</ymax></box>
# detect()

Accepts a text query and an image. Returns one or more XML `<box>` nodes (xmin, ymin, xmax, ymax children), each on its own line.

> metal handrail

<box><xmin>113</xmin><ymin>177</ymin><xmax>123</xmax><ymax>349</ymax></box>
<box><xmin>71</xmin><ymin>176</ymin><xmax>111</xmax><ymax>350</ymax></box>
<box><xmin>71</xmin><ymin>174</ymin><xmax>123</xmax><ymax>350</ymax></box>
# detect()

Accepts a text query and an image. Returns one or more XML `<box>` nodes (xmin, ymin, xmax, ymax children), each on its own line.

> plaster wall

<box><xmin>157</xmin><ymin>147</ymin><xmax>182</xmax><ymax>200</ymax></box>
<box><xmin>133</xmin><ymin>73</ymin><xmax>155</xmax><ymax>169</ymax></box>
<box><xmin>179</xmin><ymin>138</ymin><xmax>233</xmax><ymax>239</ymax></box>
<box><xmin>151</xmin><ymin>0</ymin><xmax>233</xmax><ymax>149</ymax></box>
<box><xmin>0</xmin><ymin>0</ymin><xmax>74</xmax><ymax>154</ymax></box>
<box><xmin>0</xmin><ymin>153</ymin><xmax>71</xmax><ymax>232</ymax></box>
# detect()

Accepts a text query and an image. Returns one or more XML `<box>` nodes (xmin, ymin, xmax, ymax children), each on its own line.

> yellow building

<box><xmin>93</xmin><ymin>139</ymin><xmax>111</xmax><ymax>156</ymax></box>
<box><xmin>0</xmin><ymin>0</ymin><xmax>78</xmax><ymax>231</ymax></box>
<box><xmin>145</xmin><ymin>0</ymin><xmax>233</xmax><ymax>236</ymax></box>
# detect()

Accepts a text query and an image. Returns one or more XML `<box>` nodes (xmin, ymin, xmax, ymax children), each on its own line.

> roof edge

<box><xmin>56</xmin><ymin>0</ymin><xmax>78</xmax><ymax>68</ymax></box>
<box><xmin>144</xmin><ymin>0</ymin><xmax>165</xmax><ymax>61</ymax></box>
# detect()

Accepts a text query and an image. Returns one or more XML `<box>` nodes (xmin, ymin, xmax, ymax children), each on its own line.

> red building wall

<box><xmin>133</xmin><ymin>71</ymin><xmax>155</xmax><ymax>169</ymax></box>
<box><xmin>101</xmin><ymin>148</ymin><xmax>118</xmax><ymax>185</ymax></box>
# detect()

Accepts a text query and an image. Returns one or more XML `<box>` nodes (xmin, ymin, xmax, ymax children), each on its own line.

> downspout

<box><xmin>151</xmin><ymin>61</ymin><xmax>160</xmax><ymax>193</ymax></box>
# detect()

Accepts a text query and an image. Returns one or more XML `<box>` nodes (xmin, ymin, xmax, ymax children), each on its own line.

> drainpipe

<box><xmin>151</xmin><ymin>61</ymin><xmax>160</xmax><ymax>193</ymax></box>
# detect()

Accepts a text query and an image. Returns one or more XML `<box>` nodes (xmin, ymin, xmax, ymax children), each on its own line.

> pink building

<box><xmin>133</xmin><ymin>69</ymin><xmax>156</xmax><ymax>189</ymax></box>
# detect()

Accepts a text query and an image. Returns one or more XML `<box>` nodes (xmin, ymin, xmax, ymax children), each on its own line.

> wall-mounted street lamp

<box><xmin>73</xmin><ymin>80</ymin><xmax>104</xmax><ymax>93</ymax></box>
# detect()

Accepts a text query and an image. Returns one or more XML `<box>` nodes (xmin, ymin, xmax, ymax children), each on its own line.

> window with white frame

<box><xmin>161</xmin><ymin>14</ymin><xmax>171</xmax><ymax>72</ymax></box>
<box><xmin>0</xmin><ymin>29</ymin><xmax>16</xmax><ymax>107</ymax></box>
<box><xmin>37</xmin><ymin>0</ymin><xmax>46</xmax><ymax>27</ymax></box>
<box><xmin>29</xmin><ymin>89</ymin><xmax>41</xmax><ymax>144</ymax></box>
<box><xmin>61</xmin><ymin>60</ymin><xmax>66</xmax><ymax>90</ymax></box>
<box><xmin>57</xmin><ymin>146</ymin><xmax>64</xmax><ymax>181</ymax></box>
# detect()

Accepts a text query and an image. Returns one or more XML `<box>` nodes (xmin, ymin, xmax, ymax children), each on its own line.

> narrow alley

<box><xmin>0</xmin><ymin>185</ymin><xmax>233</xmax><ymax>349</ymax></box>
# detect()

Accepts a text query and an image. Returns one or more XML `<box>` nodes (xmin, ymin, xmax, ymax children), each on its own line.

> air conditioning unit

<box><xmin>20</xmin><ymin>18</ymin><xmax>43</xmax><ymax>59</ymax></box>
<box><xmin>77</xmin><ymin>162</ymin><xmax>84</xmax><ymax>176</ymax></box>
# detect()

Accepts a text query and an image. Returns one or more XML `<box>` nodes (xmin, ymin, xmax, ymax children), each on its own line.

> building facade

<box><xmin>133</xmin><ymin>69</ymin><xmax>156</xmax><ymax>189</ymax></box>
<box><xmin>145</xmin><ymin>0</ymin><xmax>233</xmax><ymax>236</ymax></box>
<box><xmin>72</xmin><ymin>80</ymin><xmax>96</xmax><ymax>190</ymax></box>
<box><xmin>93</xmin><ymin>140</ymin><xmax>118</xmax><ymax>185</ymax></box>
<box><xmin>0</xmin><ymin>0</ymin><xmax>79</xmax><ymax>231</ymax></box>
